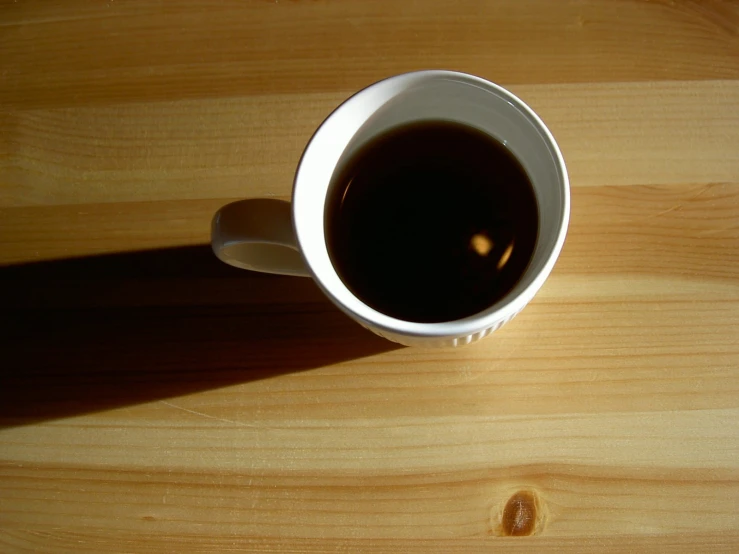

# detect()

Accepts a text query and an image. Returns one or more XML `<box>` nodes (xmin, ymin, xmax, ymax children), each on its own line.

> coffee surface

<box><xmin>326</xmin><ymin>120</ymin><xmax>539</xmax><ymax>323</ymax></box>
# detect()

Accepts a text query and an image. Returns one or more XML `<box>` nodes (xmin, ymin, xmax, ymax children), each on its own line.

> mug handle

<box><xmin>211</xmin><ymin>199</ymin><xmax>310</xmax><ymax>277</ymax></box>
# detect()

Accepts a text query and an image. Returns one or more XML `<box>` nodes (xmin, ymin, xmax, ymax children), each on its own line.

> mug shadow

<box><xmin>0</xmin><ymin>245</ymin><xmax>401</xmax><ymax>429</ymax></box>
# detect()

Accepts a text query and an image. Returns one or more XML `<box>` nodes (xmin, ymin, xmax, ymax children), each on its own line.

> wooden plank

<box><xmin>2</xmin><ymin>0</ymin><xmax>738</xmax><ymax>107</ymax></box>
<box><xmin>1</xmin><ymin>459</ymin><xmax>737</xmax><ymax>540</ymax></box>
<box><xmin>2</xmin><ymin>182</ymin><xmax>738</xmax><ymax>272</ymax></box>
<box><xmin>2</xmin><ymin>81</ymin><xmax>738</xmax><ymax>208</ymax></box>
<box><xmin>2</xmin><ymin>529</ymin><xmax>738</xmax><ymax>553</ymax></box>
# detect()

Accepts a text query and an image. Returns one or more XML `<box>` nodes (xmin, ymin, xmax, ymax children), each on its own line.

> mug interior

<box><xmin>292</xmin><ymin>71</ymin><xmax>569</xmax><ymax>339</ymax></box>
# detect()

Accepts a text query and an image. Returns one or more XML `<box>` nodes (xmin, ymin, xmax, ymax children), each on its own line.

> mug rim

<box><xmin>292</xmin><ymin>70</ymin><xmax>570</xmax><ymax>339</ymax></box>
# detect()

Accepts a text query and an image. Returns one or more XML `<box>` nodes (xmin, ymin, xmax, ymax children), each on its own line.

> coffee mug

<box><xmin>211</xmin><ymin>70</ymin><xmax>569</xmax><ymax>347</ymax></box>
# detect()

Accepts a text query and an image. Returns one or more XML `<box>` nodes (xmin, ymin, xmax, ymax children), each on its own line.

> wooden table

<box><xmin>2</xmin><ymin>1</ymin><xmax>738</xmax><ymax>552</ymax></box>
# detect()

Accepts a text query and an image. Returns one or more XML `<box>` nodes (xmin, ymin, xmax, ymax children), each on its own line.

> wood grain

<box><xmin>2</xmin><ymin>0</ymin><xmax>739</xmax><ymax>107</ymax></box>
<box><xmin>1</xmin><ymin>0</ymin><xmax>739</xmax><ymax>552</ymax></box>
<box><xmin>3</xmin><ymin>81</ymin><xmax>739</xmax><ymax>209</ymax></box>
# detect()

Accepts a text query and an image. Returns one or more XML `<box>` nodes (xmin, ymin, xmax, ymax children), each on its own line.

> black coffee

<box><xmin>326</xmin><ymin>120</ymin><xmax>538</xmax><ymax>323</ymax></box>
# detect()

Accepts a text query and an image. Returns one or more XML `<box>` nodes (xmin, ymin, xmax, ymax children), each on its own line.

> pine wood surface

<box><xmin>1</xmin><ymin>1</ymin><xmax>738</xmax><ymax>552</ymax></box>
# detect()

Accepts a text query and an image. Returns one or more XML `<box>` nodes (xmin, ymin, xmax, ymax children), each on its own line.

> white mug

<box><xmin>212</xmin><ymin>70</ymin><xmax>569</xmax><ymax>347</ymax></box>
